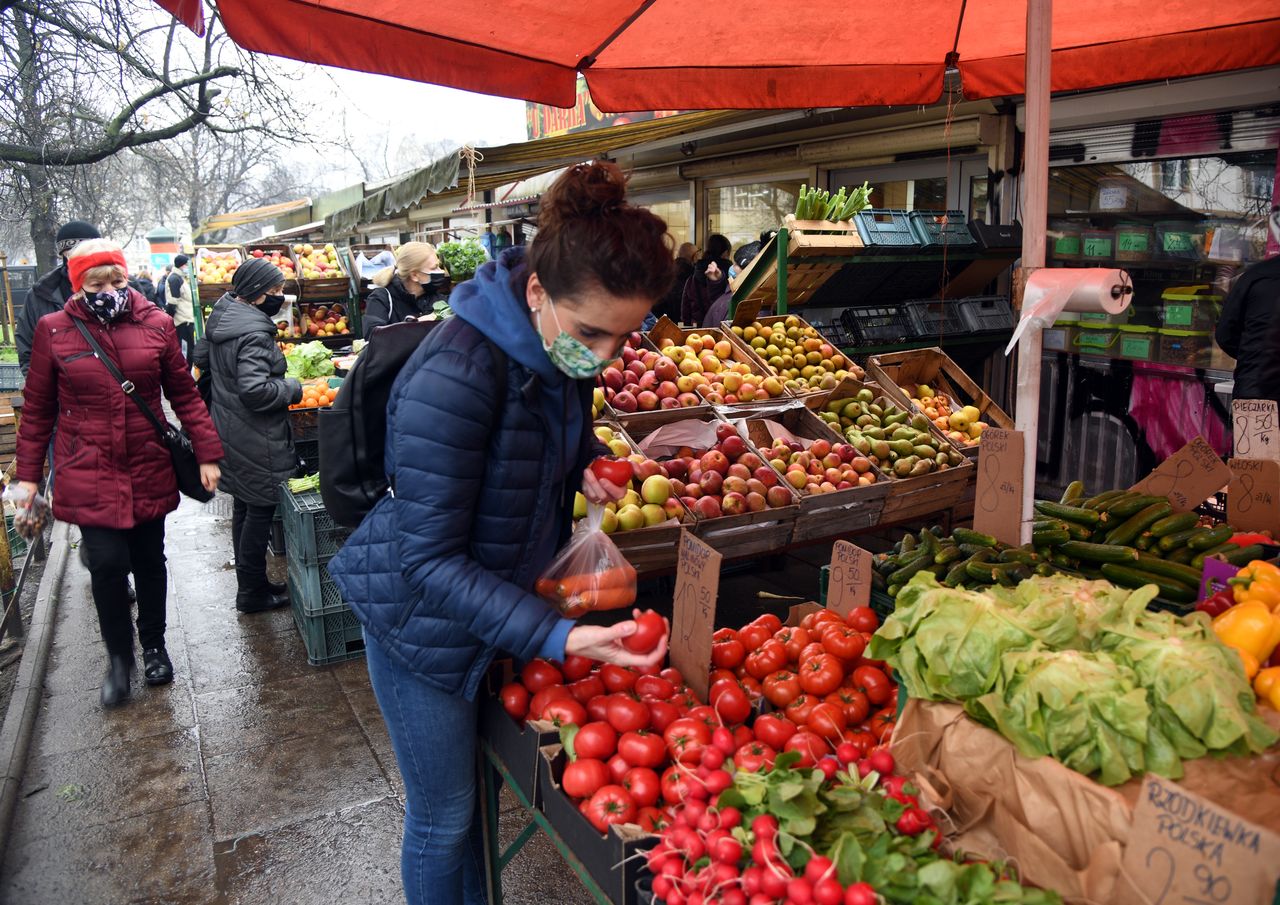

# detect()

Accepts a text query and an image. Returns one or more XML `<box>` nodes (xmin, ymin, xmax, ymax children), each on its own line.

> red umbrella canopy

<box><xmin>155</xmin><ymin>0</ymin><xmax>1279</xmax><ymax>109</ymax></box>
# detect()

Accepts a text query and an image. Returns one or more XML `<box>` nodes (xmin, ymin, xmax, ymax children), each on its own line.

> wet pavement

<box><xmin>0</xmin><ymin>493</ymin><xmax>594</xmax><ymax>905</ymax></box>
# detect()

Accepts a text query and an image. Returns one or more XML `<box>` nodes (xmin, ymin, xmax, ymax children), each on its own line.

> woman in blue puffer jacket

<box><xmin>328</xmin><ymin>161</ymin><xmax>676</xmax><ymax>905</ymax></box>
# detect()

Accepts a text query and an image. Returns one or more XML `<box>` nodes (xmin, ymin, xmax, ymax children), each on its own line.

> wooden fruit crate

<box><xmin>721</xmin><ymin>399</ymin><xmax>890</xmax><ymax>543</ymax></box>
<box><xmin>193</xmin><ymin>244</ymin><xmax>244</xmax><ymax>304</ymax></box>
<box><xmin>293</xmin><ymin>242</ymin><xmax>351</xmax><ymax>302</ymax></box>
<box><xmin>719</xmin><ymin>313</ymin><xmax>866</xmax><ymax>396</ymax></box>
<box><xmin>645</xmin><ymin>316</ymin><xmax>793</xmax><ymax>406</ymax></box>
<box><xmin>242</xmin><ymin>242</ymin><xmax>302</xmax><ymax>299</ymax></box>
<box><xmin>730</xmin><ymin>219</ymin><xmax>865</xmax><ymax>322</ymax></box>
<box><xmin>867</xmin><ymin>348</ymin><xmax>1014</xmax><ymax>458</ymax></box>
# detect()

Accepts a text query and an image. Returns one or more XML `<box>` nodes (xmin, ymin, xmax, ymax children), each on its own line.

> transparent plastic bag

<box><xmin>3</xmin><ymin>482</ymin><xmax>51</xmax><ymax>540</ymax></box>
<box><xmin>535</xmin><ymin>504</ymin><xmax>637</xmax><ymax>618</ymax></box>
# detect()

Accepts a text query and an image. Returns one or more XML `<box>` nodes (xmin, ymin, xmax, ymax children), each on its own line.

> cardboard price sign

<box><xmin>669</xmin><ymin>529</ymin><xmax>721</xmax><ymax>702</ymax></box>
<box><xmin>827</xmin><ymin>540</ymin><xmax>871</xmax><ymax>617</ymax></box>
<box><xmin>973</xmin><ymin>428</ymin><xmax>1025</xmax><ymax>547</ymax></box>
<box><xmin>1232</xmin><ymin>399</ymin><xmax>1280</xmax><ymax>462</ymax></box>
<box><xmin>1131</xmin><ymin>436</ymin><xmax>1231</xmax><ymax>514</ymax></box>
<box><xmin>1119</xmin><ymin>774</ymin><xmax>1280</xmax><ymax>905</ymax></box>
<box><xmin>1227</xmin><ymin>458</ymin><xmax>1280</xmax><ymax>533</ymax></box>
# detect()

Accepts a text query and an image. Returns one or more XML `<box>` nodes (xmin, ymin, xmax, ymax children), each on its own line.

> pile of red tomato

<box><xmin>495</xmin><ymin>605</ymin><xmax>895</xmax><ymax>835</ymax></box>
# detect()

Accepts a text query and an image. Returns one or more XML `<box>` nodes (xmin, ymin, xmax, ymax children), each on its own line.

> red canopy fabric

<box><xmin>161</xmin><ymin>1</ymin><xmax>1280</xmax><ymax>110</ymax></box>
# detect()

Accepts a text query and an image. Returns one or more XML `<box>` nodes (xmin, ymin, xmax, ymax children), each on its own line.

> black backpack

<box><xmin>318</xmin><ymin>319</ymin><xmax>507</xmax><ymax>528</ymax></box>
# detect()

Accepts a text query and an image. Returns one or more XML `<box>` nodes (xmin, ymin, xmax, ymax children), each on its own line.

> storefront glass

<box><xmin>707</xmin><ymin>180</ymin><xmax>802</xmax><ymax>248</ymax></box>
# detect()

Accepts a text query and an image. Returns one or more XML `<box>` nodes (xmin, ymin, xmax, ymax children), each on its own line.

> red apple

<box><xmin>611</xmin><ymin>391</ymin><xmax>636</xmax><ymax>413</ymax></box>
<box><xmin>722</xmin><ymin>476</ymin><xmax>749</xmax><ymax>495</ymax></box>
<box><xmin>738</xmin><ymin>452</ymin><xmax>764</xmax><ymax>471</ymax></box>
<box><xmin>665</xmin><ymin>459</ymin><xmax>689</xmax><ymax>480</ymax></box>
<box><xmin>638</xmin><ymin>371</ymin><xmax>659</xmax><ymax>391</ymax></box>
<box><xmin>715</xmin><ymin>423</ymin><xmax>738</xmax><ymax>444</ymax></box>
<box><xmin>746</xmin><ymin>478</ymin><xmax>768</xmax><ymax>496</ymax></box>
<box><xmin>700</xmin><ymin>450</ymin><xmax>730</xmax><ymax>475</ymax></box>
<box><xmin>721</xmin><ymin>492</ymin><xmax>747</xmax><ymax>516</ymax></box>
<box><xmin>766</xmin><ymin>486</ymin><xmax>792</xmax><ymax>508</ymax></box>
<box><xmin>637</xmin><ymin>390</ymin><xmax>659</xmax><ymax>411</ymax></box>
<box><xmin>660</xmin><ymin>397</ymin><xmax>681</xmax><ymax>409</ymax></box>
<box><xmin>626</xmin><ymin>360</ymin><xmax>647</xmax><ymax>380</ymax></box>
<box><xmin>753</xmin><ymin>467</ymin><xmax>779</xmax><ymax>488</ymax></box>
<box><xmin>720</xmin><ymin>435</ymin><xmax>748</xmax><ymax>460</ymax></box>
<box><xmin>663</xmin><ymin>498</ymin><xmax>684</xmax><ymax>520</ymax></box>
<box><xmin>694</xmin><ymin>496</ymin><xmax>723</xmax><ymax>519</ymax></box>
<box><xmin>745</xmin><ymin>491</ymin><xmax>767</xmax><ymax>512</ymax></box>
<box><xmin>656</xmin><ymin>381</ymin><xmax>679</xmax><ymax>400</ymax></box>
<box><xmin>810</xmin><ymin>438</ymin><xmax>832</xmax><ymax>459</ymax></box>
<box><xmin>621</xmin><ymin>347</ymin><xmax>639</xmax><ymax>365</ymax></box>
<box><xmin>654</xmin><ymin>358</ymin><xmax>679</xmax><ymax>382</ymax></box>
<box><xmin>727</xmin><ymin>463</ymin><xmax>751</xmax><ymax>480</ymax></box>
<box><xmin>823</xmin><ymin>453</ymin><xmax>842</xmax><ymax>469</ymax></box>
<box><xmin>677</xmin><ymin>393</ymin><xmax>701</xmax><ymax>408</ymax></box>
<box><xmin>699</xmin><ymin>470</ymin><xmax>724</xmax><ymax>496</ymax></box>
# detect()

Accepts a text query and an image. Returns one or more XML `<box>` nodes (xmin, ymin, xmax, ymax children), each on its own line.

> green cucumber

<box><xmin>1106</xmin><ymin>494</ymin><xmax>1167</xmax><ymax>518</ymax></box>
<box><xmin>1136</xmin><ymin>532</ymin><xmax>1157</xmax><ymax>551</ymax></box>
<box><xmin>934</xmin><ymin>545</ymin><xmax>964</xmax><ymax>566</ymax></box>
<box><xmin>1191</xmin><ymin>543</ymin><xmax>1238</xmax><ymax>569</ymax></box>
<box><xmin>1157</xmin><ymin>528</ymin><xmax>1201</xmax><ymax>553</ymax></box>
<box><xmin>952</xmin><ymin>528</ymin><xmax>998</xmax><ymax>548</ymax></box>
<box><xmin>942</xmin><ymin>562</ymin><xmax>969</xmax><ymax>587</ymax></box>
<box><xmin>1083</xmin><ymin>489</ymin><xmax>1127</xmax><ymax>510</ymax></box>
<box><xmin>1150</xmin><ymin>512</ymin><xmax>1199</xmax><ymax>538</ymax></box>
<box><xmin>1133</xmin><ymin>553</ymin><xmax>1204</xmax><ymax>587</ymax></box>
<box><xmin>1105</xmin><ymin>501</ymin><xmax>1172</xmax><ymax>546</ymax></box>
<box><xmin>1031</xmin><ymin>528</ymin><xmax>1071</xmax><ymax>547</ymax></box>
<box><xmin>1223</xmin><ymin>544</ymin><xmax>1266</xmax><ymax>566</ymax></box>
<box><xmin>1100</xmin><ymin>564</ymin><xmax>1197</xmax><ymax>603</ymax></box>
<box><xmin>998</xmin><ymin>548</ymin><xmax>1042</xmax><ymax>565</ymax></box>
<box><xmin>1033</xmin><ymin>500</ymin><xmax>1101</xmax><ymax>526</ymax></box>
<box><xmin>1187</xmin><ymin>524</ymin><xmax>1233</xmax><ymax>551</ymax></box>
<box><xmin>1060</xmin><ymin>481</ymin><xmax>1086</xmax><ymax>505</ymax></box>
<box><xmin>1059</xmin><ymin>541</ymin><xmax>1140</xmax><ymax>564</ymax></box>
<box><xmin>1169</xmin><ymin>546</ymin><xmax>1199</xmax><ymax>565</ymax></box>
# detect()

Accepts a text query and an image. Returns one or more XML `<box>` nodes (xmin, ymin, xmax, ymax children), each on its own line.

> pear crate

<box><xmin>720</xmin><ymin>313</ymin><xmax>867</xmax><ymax>395</ymax></box>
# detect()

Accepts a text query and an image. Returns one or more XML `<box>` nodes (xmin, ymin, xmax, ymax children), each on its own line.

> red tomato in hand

<box><xmin>622</xmin><ymin>766</ymin><xmax>661</xmax><ymax>807</ymax></box>
<box><xmin>846</xmin><ymin>606</ymin><xmax>879</xmax><ymax>633</ymax></box>
<box><xmin>623</xmin><ymin>610</ymin><xmax>666</xmax><ymax>653</ymax></box>
<box><xmin>605</xmin><ymin>695</ymin><xmax>650</xmax><ymax>733</ymax></box>
<box><xmin>562</xmin><ymin>758</ymin><xmax>609</xmax><ymax>799</ymax></box>
<box><xmin>852</xmin><ymin>665</ymin><xmax>893</xmax><ymax>706</ymax></box>
<box><xmin>590</xmin><ymin>457</ymin><xmax>635</xmax><ymax>488</ymax></box>
<box><xmin>799</xmin><ymin>653</ymin><xmax>844</xmax><ymax>697</ymax></box>
<box><xmin>753</xmin><ymin>713</ymin><xmax>797</xmax><ymax>751</ymax></box>
<box><xmin>585</xmin><ymin>784</ymin><xmax>636</xmax><ymax>833</ymax></box>
<box><xmin>499</xmin><ymin>682</ymin><xmax>529</xmax><ymax>720</ymax></box>
<box><xmin>573</xmin><ymin>721</ymin><xmax>618</xmax><ymax>760</ymax></box>
<box><xmin>762</xmin><ymin>670</ymin><xmax>802</xmax><ymax>708</ymax></box>
<box><xmin>521</xmin><ymin>659</ymin><xmax>563</xmax><ymax>693</ymax></box>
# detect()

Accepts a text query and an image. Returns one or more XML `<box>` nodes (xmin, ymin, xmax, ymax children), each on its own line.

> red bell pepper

<box><xmin>1196</xmin><ymin>588</ymin><xmax>1236</xmax><ymax>618</ymax></box>
<box><xmin>1229</xmin><ymin>533</ymin><xmax>1274</xmax><ymax>548</ymax></box>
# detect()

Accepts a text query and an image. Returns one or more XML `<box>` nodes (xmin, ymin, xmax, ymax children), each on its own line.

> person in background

<box><xmin>652</xmin><ymin>241</ymin><xmax>695</xmax><ymax>323</ymax></box>
<box><xmin>703</xmin><ymin>242</ymin><xmax>763</xmax><ymax>328</ymax></box>
<box><xmin>681</xmin><ymin>233</ymin><xmax>732</xmax><ymax>325</ymax></box>
<box><xmin>129</xmin><ymin>269</ymin><xmax>156</xmax><ymax>304</ymax></box>
<box><xmin>15</xmin><ymin>240</ymin><xmax>222</xmax><ymax>706</ymax></box>
<box><xmin>193</xmin><ymin>258</ymin><xmax>301</xmax><ymax>614</ymax></box>
<box><xmin>361</xmin><ymin>242</ymin><xmax>451</xmax><ymax>338</ymax></box>
<box><xmin>166</xmin><ymin>255</ymin><xmax>197</xmax><ymax>361</ymax></box>
<box><xmin>327</xmin><ymin>161</ymin><xmax>671</xmax><ymax>905</ymax></box>
<box><xmin>17</xmin><ymin>220</ymin><xmax>101</xmax><ymax>375</ymax></box>
<box><xmin>1215</xmin><ymin>206</ymin><xmax>1280</xmax><ymax>406</ymax></box>
<box><xmin>155</xmin><ymin>264</ymin><xmax>171</xmax><ymax>311</ymax></box>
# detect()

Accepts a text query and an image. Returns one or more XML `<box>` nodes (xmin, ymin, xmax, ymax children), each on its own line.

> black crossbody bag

<box><xmin>71</xmin><ymin>317</ymin><xmax>214</xmax><ymax>503</ymax></box>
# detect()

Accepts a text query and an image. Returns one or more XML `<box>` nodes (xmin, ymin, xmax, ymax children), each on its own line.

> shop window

<box><xmin>1160</xmin><ymin>159</ymin><xmax>1191</xmax><ymax>193</ymax></box>
<box><xmin>869</xmin><ymin>177</ymin><xmax>947</xmax><ymax>212</ymax></box>
<box><xmin>706</xmin><ymin>180</ymin><xmax>801</xmax><ymax>249</ymax></box>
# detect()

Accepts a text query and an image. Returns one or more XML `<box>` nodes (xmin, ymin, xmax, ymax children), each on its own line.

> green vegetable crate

<box><xmin>289</xmin><ymin>587</ymin><xmax>364</xmax><ymax>666</ymax></box>
<box><xmin>278</xmin><ymin>484</ymin><xmax>351</xmax><ymax>567</ymax></box>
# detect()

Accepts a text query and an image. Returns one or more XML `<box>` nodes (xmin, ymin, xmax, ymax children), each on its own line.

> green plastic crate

<box><xmin>289</xmin><ymin>578</ymin><xmax>364</xmax><ymax>666</ymax></box>
<box><xmin>287</xmin><ymin>553</ymin><xmax>347</xmax><ymax>618</ymax></box>
<box><xmin>279</xmin><ymin>485</ymin><xmax>350</xmax><ymax>565</ymax></box>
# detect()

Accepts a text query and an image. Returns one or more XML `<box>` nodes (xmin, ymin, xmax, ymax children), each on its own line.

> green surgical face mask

<box><xmin>537</xmin><ymin>296</ymin><xmax>610</xmax><ymax>379</ymax></box>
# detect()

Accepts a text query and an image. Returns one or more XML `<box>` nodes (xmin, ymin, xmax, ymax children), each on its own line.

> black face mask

<box><xmin>427</xmin><ymin>272</ymin><xmax>451</xmax><ymax>293</ymax></box>
<box><xmin>259</xmin><ymin>294</ymin><xmax>286</xmax><ymax>318</ymax></box>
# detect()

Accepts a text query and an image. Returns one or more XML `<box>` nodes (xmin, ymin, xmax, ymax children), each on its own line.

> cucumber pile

<box><xmin>872</xmin><ymin>481</ymin><xmax>1258</xmax><ymax>608</ymax></box>
<box><xmin>820</xmin><ymin>387</ymin><xmax>966</xmax><ymax>477</ymax></box>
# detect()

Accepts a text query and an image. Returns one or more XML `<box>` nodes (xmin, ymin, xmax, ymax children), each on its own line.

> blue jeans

<box><xmin>365</xmin><ymin>635</ymin><xmax>487</xmax><ymax>905</ymax></box>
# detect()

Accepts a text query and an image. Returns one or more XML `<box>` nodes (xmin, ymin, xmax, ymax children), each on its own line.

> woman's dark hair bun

<box><xmin>529</xmin><ymin>161</ymin><xmax>674</xmax><ymax>303</ymax></box>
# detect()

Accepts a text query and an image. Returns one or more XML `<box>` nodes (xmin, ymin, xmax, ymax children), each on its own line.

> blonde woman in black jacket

<box><xmin>361</xmin><ymin>242</ymin><xmax>450</xmax><ymax>337</ymax></box>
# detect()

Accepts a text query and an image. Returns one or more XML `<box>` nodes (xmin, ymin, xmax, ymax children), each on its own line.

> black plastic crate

<box><xmin>295</xmin><ymin>438</ymin><xmax>319</xmax><ymax>476</ymax></box>
<box><xmin>969</xmin><ymin>220</ymin><xmax>1022</xmax><ymax>250</ymax></box>
<box><xmin>854</xmin><ymin>209</ymin><xmax>919</xmax><ymax>254</ymax></box>
<box><xmin>957</xmin><ymin>296</ymin><xmax>1017</xmax><ymax>334</ymax></box>
<box><xmin>840</xmin><ymin>305</ymin><xmax>913</xmax><ymax>347</ymax></box>
<box><xmin>908</xmin><ymin>210</ymin><xmax>978</xmax><ymax>251</ymax></box>
<box><xmin>268</xmin><ymin>515</ymin><xmax>285</xmax><ymax>557</ymax></box>
<box><xmin>904</xmin><ymin>299</ymin><xmax>970</xmax><ymax>339</ymax></box>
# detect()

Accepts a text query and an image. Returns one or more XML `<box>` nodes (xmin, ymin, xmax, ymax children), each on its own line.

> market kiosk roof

<box><xmin>153</xmin><ymin>1</ymin><xmax>1279</xmax><ymax>110</ymax></box>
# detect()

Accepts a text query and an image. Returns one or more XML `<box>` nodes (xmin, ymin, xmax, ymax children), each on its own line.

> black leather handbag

<box><xmin>71</xmin><ymin>317</ymin><xmax>215</xmax><ymax>503</ymax></box>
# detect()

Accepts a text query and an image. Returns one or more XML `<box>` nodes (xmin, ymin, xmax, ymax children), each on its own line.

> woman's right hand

<box><xmin>565</xmin><ymin>614</ymin><xmax>668</xmax><ymax>671</ymax></box>
<box><xmin>17</xmin><ymin>481</ymin><xmax>39</xmax><ymax>505</ymax></box>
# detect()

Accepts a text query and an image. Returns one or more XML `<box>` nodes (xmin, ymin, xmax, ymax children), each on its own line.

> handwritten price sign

<box><xmin>973</xmin><ymin>428</ymin><xmax>1024</xmax><ymax>547</ymax></box>
<box><xmin>1118</xmin><ymin>774</ymin><xmax>1280</xmax><ymax>905</ymax></box>
<box><xmin>1132</xmin><ymin>436</ymin><xmax>1232</xmax><ymax>514</ymax></box>
<box><xmin>669</xmin><ymin>529</ymin><xmax>721</xmax><ymax>701</ymax></box>
<box><xmin>1227</xmin><ymin>458</ymin><xmax>1280</xmax><ymax>533</ymax></box>
<box><xmin>1232</xmin><ymin>400</ymin><xmax>1279</xmax><ymax>462</ymax></box>
<box><xmin>827</xmin><ymin>540</ymin><xmax>871</xmax><ymax>617</ymax></box>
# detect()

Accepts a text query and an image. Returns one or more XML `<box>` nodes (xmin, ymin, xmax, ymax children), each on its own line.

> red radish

<box><xmin>868</xmin><ymin>748</ymin><xmax>895</xmax><ymax>775</ymax></box>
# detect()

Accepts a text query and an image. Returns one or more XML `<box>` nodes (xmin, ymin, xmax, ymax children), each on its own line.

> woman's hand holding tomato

<box><xmin>582</xmin><ymin>461</ymin><xmax>627</xmax><ymax>506</ymax></box>
<box><xmin>565</xmin><ymin>609</ymin><xmax>668</xmax><ymax>670</ymax></box>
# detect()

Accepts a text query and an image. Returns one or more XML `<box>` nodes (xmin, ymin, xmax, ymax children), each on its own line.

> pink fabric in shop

<box><xmin>1129</xmin><ymin>366</ymin><xmax>1230</xmax><ymax>460</ymax></box>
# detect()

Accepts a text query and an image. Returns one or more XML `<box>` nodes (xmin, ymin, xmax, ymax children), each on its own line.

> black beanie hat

<box><xmin>173</xmin><ymin>254</ymin><xmax>190</xmax><ymax>268</ymax></box>
<box><xmin>55</xmin><ymin>220</ymin><xmax>100</xmax><ymax>256</ymax></box>
<box><xmin>232</xmin><ymin>257</ymin><xmax>285</xmax><ymax>301</ymax></box>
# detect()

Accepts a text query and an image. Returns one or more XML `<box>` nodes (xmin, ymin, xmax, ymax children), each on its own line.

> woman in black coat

<box><xmin>361</xmin><ymin>242</ymin><xmax>451</xmax><ymax>338</ymax></box>
<box><xmin>193</xmin><ymin>258</ymin><xmax>302</xmax><ymax>613</ymax></box>
<box><xmin>680</xmin><ymin>233</ymin><xmax>732</xmax><ymax>325</ymax></box>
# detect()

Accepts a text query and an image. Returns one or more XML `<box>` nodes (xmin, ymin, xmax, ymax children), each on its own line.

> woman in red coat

<box><xmin>15</xmin><ymin>240</ymin><xmax>224</xmax><ymax>707</ymax></box>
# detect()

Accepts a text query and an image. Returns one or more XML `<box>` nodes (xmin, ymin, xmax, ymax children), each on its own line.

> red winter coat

<box><xmin>16</xmin><ymin>289</ymin><xmax>224</xmax><ymax>530</ymax></box>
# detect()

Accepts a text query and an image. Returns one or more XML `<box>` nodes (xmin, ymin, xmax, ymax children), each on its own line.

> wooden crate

<box><xmin>193</xmin><ymin>244</ymin><xmax>244</xmax><ymax>304</ymax></box>
<box><xmin>242</xmin><ymin>243</ymin><xmax>302</xmax><ymax>299</ymax></box>
<box><xmin>645</xmin><ymin>316</ymin><xmax>793</xmax><ymax>403</ymax></box>
<box><xmin>730</xmin><ymin>219</ymin><xmax>865</xmax><ymax>321</ymax></box>
<box><xmin>719</xmin><ymin>313</ymin><xmax>867</xmax><ymax>396</ymax></box>
<box><xmin>720</xmin><ymin>399</ymin><xmax>890</xmax><ymax>542</ymax></box>
<box><xmin>867</xmin><ymin>348</ymin><xmax>1014</xmax><ymax>457</ymax></box>
<box><xmin>299</xmin><ymin>299</ymin><xmax>355</xmax><ymax>342</ymax></box>
<box><xmin>293</xmin><ymin>242</ymin><xmax>351</xmax><ymax>302</ymax></box>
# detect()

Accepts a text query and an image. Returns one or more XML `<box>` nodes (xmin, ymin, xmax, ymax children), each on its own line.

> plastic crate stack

<box><xmin>278</xmin><ymin>485</ymin><xmax>362</xmax><ymax>665</ymax></box>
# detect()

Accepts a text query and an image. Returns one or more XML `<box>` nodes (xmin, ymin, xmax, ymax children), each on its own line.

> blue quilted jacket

<box><xmin>328</xmin><ymin>248</ymin><xmax>596</xmax><ymax>699</ymax></box>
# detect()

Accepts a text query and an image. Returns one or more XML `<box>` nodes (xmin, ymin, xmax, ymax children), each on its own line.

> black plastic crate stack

<box><xmin>956</xmin><ymin>296</ymin><xmax>1017</xmax><ymax>334</ymax></box>
<box><xmin>294</xmin><ymin>438</ymin><xmax>319</xmax><ymax>476</ymax></box>
<box><xmin>279</xmin><ymin>485</ymin><xmax>362</xmax><ymax>665</ymax></box>
<box><xmin>903</xmin><ymin>299</ymin><xmax>970</xmax><ymax>339</ymax></box>
<box><xmin>853</xmin><ymin>210</ymin><xmax>919</xmax><ymax>255</ymax></box>
<box><xmin>840</xmin><ymin>305</ymin><xmax>913</xmax><ymax>348</ymax></box>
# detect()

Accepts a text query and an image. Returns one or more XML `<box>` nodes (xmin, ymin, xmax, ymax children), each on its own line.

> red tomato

<box><xmin>774</xmin><ymin>626</ymin><xmax>811</xmax><ymax>662</ymax></box>
<box><xmin>606</xmin><ymin>753</ymin><xmax>630</xmax><ymax>783</ymax></box>
<box><xmin>869</xmin><ymin>708</ymin><xmax>895</xmax><ymax>743</ymax></box>
<box><xmin>846</xmin><ymin>606</ymin><xmax>879</xmax><ymax>633</ymax></box>
<box><xmin>567</xmin><ymin>675</ymin><xmax>605</xmax><ymax>704</ymax></box>
<box><xmin>739</xmin><ymin>675</ymin><xmax>763</xmax><ymax>698</ymax></box>
<box><xmin>801</xmin><ymin>609</ymin><xmax>842</xmax><ymax>633</ymax></box>
<box><xmin>617</xmin><ymin>730</ymin><xmax>666</xmax><ymax>768</ymax></box>
<box><xmin>605</xmin><ymin>695</ymin><xmax>650</xmax><ymax>733</ymax></box>
<box><xmin>661</xmin><ymin>765</ymin><xmax>692</xmax><ymax>804</ymax></box>
<box><xmin>732</xmin><ymin>724</ymin><xmax>754</xmax><ymax>750</ymax></box>
<box><xmin>825</xmin><ymin>689</ymin><xmax>870</xmax><ymax>727</ymax></box>
<box><xmin>634</xmin><ymin>674</ymin><xmax>675</xmax><ymax>700</ymax></box>
<box><xmin>711</xmin><ymin>636</ymin><xmax>746</xmax><ymax>670</ymax></box>
<box><xmin>711</xmin><ymin>682</ymin><xmax>752</xmax><ymax>725</ymax></box>
<box><xmin>636</xmin><ymin>806</ymin><xmax>668</xmax><ymax>832</ymax></box>
<box><xmin>659</xmin><ymin>667</ymin><xmax>684</xmax><ymax>686</ymax></box>
<box><xmin>520</xmin><ymin>659</ymin><xmax>564</xmax><ymax>693</ymax></box>
<box><xmin>784</xmin><ymin>731</ymin><xmax>828</xmax><ymax>768</ymax></box>
<box><xmin>585</xmin><ymin>784</ymin><xmax>636</xmax><ymax>833</ymax></box>
<box><xmin>822</xmin><ymin>626</ymin><xmax>866</xmax><ymax>662</ymax></box>
<box><xmin>745</xmin><ymin>639</ymin><xmax>788</xmax><ymax>680</ymax></box>
<box><xmin>738</xmin><ymin>623</ymin><xmax>771</xmax><ymax>652</ymax></box>
<box><xmin>585</xmin><ymin>694</ymin><xmax>612</xmax><ymax>723</ymax></box>
<box><xmin>622</xmin><ymin>766</ymin><xmax>661</xmax><ymax>807</ymax></box>
<box><xmin>844</xmin><ymin>729</ymin><xmax>876</xmax><ymax>754</ymax></box>
<box><xmin>561</xmin><ymin>654</ymin><xmax>594</xmax><ymax>682</ymax></box>
<box><xmin>663</xmin><ymin>717</ymin><xmax>711</xmax><ymax>764</ymax></box>
<box><xmin>541</xmin><ymin>697</ymin><xmax>587</xmax><ymax>727</ymax></box>
<box><xmin>573</xmin><ymin>721</ymin><xmax>618</xmax><ymax>760</ymax></box>
<box><xmin>733</xmin><ymin>741</ymin><xmax>777</xmax><ymax>773</ymax></box>
<box><xmin>709</xmin><ymin>668</ymin><xmax>738</xmax><ymax>688</ymax></box>
<box><xmin>753</xmin><ymin>713</ymin><xmax>797</xmax><ymax>751</ymax></box>
<box><xmin>562</xmin><ymin>758</ymin><xmax>610</xmax><ymax>799</ymax></box>
<box><xmin>852</xmin><ymin>665</ymin><xmax>893</xmax><ymax>705</ymax></box>
<box><xmin>799</xmin><ymin>642</ymin><xmax>827</xmax><ymax>664</ymax></box>
<box><xmin>590</xmin><ymin>457</ymin><xmax>635</xmax><ymax>487</ymax></box>
<box><xmin>600</xmin><ymin>664</ymin><xmax>638</xmax><ymax>693</ymax></box>
<box><xmin>762</xmin><ymin>670</ymin><xmax>802</xmax><ymax>708</ymax></box>
<box><xmin>528</xmin><ymin>685</ymin><xmax>572</xmax><ymax>720</ymax></box>
<box><xmin>499</xmin><ymin>682</ymin><xmax>529</xmax><ymax>720</ymax></box>
<box><xmin>647</xmin><ymin>700</ymin><xmax>681</xmax><ymax>733</ymax></box>
<box><xmin>784</xmin><ymin>694</ymin><xmax>818</xmax><ymax>725</ymax></box>
<box><xmin>686</xmin><ymin>705</ymin><xmax>718</xmax><ymax>734</ymax></box>
<box><xmin>751</xmin><ymin>613</ymin><xmax>784</xmax><ymax>634</ymax></box>
<box><xmin>799</xmin><ymin>654</ymin><xmax>844</xmax><ymax>697</ymax></box>
<box><xmin>623</xmin><ymin>610</ymin><xmax>666</xmax><ymax>654</ymax></box>
<box><xmin>806</xmin><ymin>702</ymin><xmax>847</xmax><ymax>741</ymax></box>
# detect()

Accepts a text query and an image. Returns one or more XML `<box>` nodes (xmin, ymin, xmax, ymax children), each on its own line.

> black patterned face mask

<box><xmin>84</xmin><ymin>287</ymin><xmax>130</xmax><ymax>323</ymax></box>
